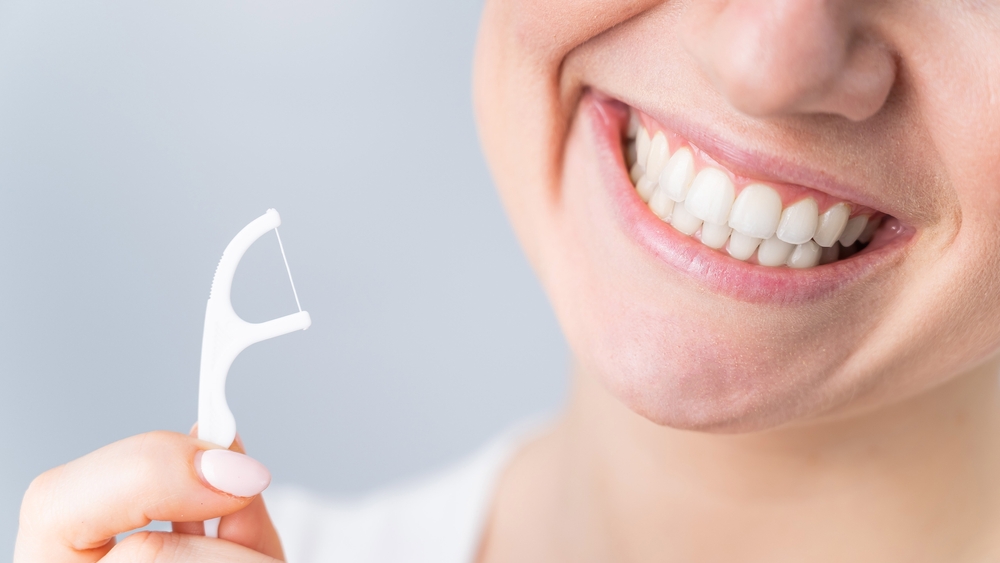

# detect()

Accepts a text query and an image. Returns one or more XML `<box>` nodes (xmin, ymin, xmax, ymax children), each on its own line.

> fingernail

<box><xmin>195</xmin><ymin>450</ymin><xmax>271</xmax><ymax>497</ymax></box>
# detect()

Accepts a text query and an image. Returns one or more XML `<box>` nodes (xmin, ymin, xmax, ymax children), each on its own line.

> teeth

<box><xmin>728</xmin><ymin>184</ymin><xmax>782</xmax><ymax>240</ymax></box>
<box><xmin>670</xmin><ymin>201</ymin><xmax>703</xmax><ymax>236</ymax></box>
<box><xmin>648</xmin><ymin>187</ymin><xmax>675</xmax><ymax>220</ymax></box>
<box><xmin>684</xmin><ymin>168</ymin><xmax>735</xmax><ymax>225</ymax></box>
<box><xmin>636</xmin><ymin>175</ymin><xmax>658</xmax><ymax>202</ymax></box>
<box><xmin>636</xmin><ymin>127</ymin><xmax>651</xmax><ymax>170</ymax></box>
<box><xmin>787</xmin><ymin>240</ymin><xmax>822</xmax><ymax>269</ymax></box>
<box><xmin>838</xmin><ymin>215</ymin><xmax>869</xmax><ymax>246</ymax></box>
<box><xmin>627</xmin><ymin>112</ymin><xmax>640</xmax><ymax>139</ymax></box>
<box><xmin>813</xmin><ymin>203</ymin><xmax>851</xmax><ymax>247</ymax></box>
<box><xmin>627</xmin><ymin>121</ymin><xmax>886</xmax><ymax>270</ymax></box>
<box><xmin>727</xmin><ymin>231</ymin><xmax>762</xmax><ymax>261</ymax></box>
<box><xmin>645</xmin><ymin>132</ymin><xmax>670</xmax><ymax>181</ymax></box>
<box><xmin>700</xmin><ymin>221</ymin><xmax>732</xmax><ymax>249</ymax></box>
<box><xmin>757</xmin><ymin>236</ymin><xmax>795</xmax><ymax>267</ymax></box>
<box><xmin>629</xmin><ymin>163</ymin><xmax>645</xmax><ymax>184</ymax></box>
<box><xmin>659</xmin><ymin>148</ymin><xmax>696</xmax><ymax>202</ymax></box>
<box><xmin>776</xmin><ymin>198</ymin><xmax>819</xmax><ymax>245</ymax></box>
<box><xmin>858</xmin><ymin>216</ymin><xmax>881</xmax><ymax>244</ymax></box>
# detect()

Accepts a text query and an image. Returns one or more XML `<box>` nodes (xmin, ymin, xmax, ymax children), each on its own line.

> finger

<box><xmin>187</xmin><ymin>422</ymin><xmax>245</xmax><ymax>453</ymax></box>
<box><xmin>219</xmin><ymin>495</ymin><xmax>285</xmax><ymax>560</ymax></box>
<box><xmin>103</xmin><ymin>530</ymin><xmax>282</xmax><ymax>563</ymax></box>
<box><xmin>219</xmin><ymin>432</ymin><xmax>284</xmax><ymax>559</ymax></box>
<box><xmin>14</xmin><ymin>431</ymin><xmax>270</xmax><ymax>563</ymax></box>
<box><xmin>174</xmin><ymin>427</ymin><xmax>284</xmax><ymax>559</ymax></box>
<box><xmin>170</xmin><ymin>520</ymin><xmax>205</xmax><ymax>535</ymax></box>
<box><xmin>170</xmin><ymin>424</ymin><xmax>240</xmax><ymax>538</ymax></box>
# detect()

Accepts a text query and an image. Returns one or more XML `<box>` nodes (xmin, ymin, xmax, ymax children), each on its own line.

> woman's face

<box><xmin>473</xmin><ymin>0</ymin><xmax>1000</xmax><ymax>431</ymax></box>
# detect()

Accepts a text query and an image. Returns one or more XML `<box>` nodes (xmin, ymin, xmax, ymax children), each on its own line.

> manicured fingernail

<box><xmin>195</xmin><ymin>450</ymin><xmax>271</xmax><ymax>497</ymax></box>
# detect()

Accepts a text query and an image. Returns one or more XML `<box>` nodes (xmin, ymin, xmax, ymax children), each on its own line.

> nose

<box><xmin>681</xmin><ymin>0</ymin><xmax>897</xmax><ymax>122</ymax></box>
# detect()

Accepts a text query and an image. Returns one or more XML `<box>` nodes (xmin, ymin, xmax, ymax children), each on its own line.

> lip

<box><xmin>584</xmin><ymin>91</ymin><xmax>915</xmax><ymax>304</ymax></box>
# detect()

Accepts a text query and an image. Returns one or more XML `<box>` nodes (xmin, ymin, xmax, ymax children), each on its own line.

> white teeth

<box><xmin>858</xmin><ymin>216</ymin><xmax>881</xmax><ymax>244</ymax></box>
<box><xmin>700</xmin><ymin>221</ymin><xmax>732</xmax><ymax>249</ymax></box>
<box><xmin>776</xmin><ymin>198</ymin><xmax>819</xmax><ymax>245</ymax></box>
<box><xmin>684</xmin><ymin>168</ymin><xmax>735</xmax><ymax>225</ymax></box>
<box><xmin>813</xmin><ymin>203</ymin><xmax>851</xmax><ymax>247</ymax></box>
<box><xmin>629</xmin><ymin>163</ymin><xmax>645</xmax><ymax>184</ymax></box>
<box><xmin>727</xmin><ymin>231</ymin><xmax>762</xmax><ymax>261</ymax></box>
<box><xmin>645</xmin><ymin>132</ymin><xmax>670</xmax><ymax>180</ymax></box>
<box><xmin>728</xmin><ymin>184</ymin><xmax>782</xmax><ymax>240</ymax></box>
<box><xmin>627</xmin><ymin>112</ymin><xmax>640</xmax><ymax>139</ymax></box>
<box><xmin>820</xmin><ymin>243</ymin><xmax>840</xmax><ymax>265</ymax></box>
<box><xmin>626</xmin><ymin>122</ymin><xmax>884</xmax><ymax>270</ymax></box>
<box><xmin>636</xmin><ymin>175</ymin><xmax>658</xmax><ymax>202</ymax></box>
<box><xmin>670</xmin><ymin>201</ymin><xmax>703</xmax><ymax>236</ymax></box>
<box><xmin>648</xmin><ymin>187</ymin><xmax>675</xmax><ymax>220</ymax></box>
<box><xmin>658</xmin><ymin>148</ymin><xmax>696</xmax><ymax>202</ymax></box>
<box><xmin>787</xmin><ymin>240</ymin><xmax>822</xmax><ymax>269</ymax></box>
<box><xmin>636</xmin><ymin>127</ymin><xmax>651</xmax><ymax>170</ymax></box>
<box><xmin>838</xmin><ymin>215</ymin><xmax>869</xmax><ymax>246</ymax></box>
<box><xmin>757</xmin><ymin>236</ymin><xmax>795</xmax><ymax>267</ymax></box>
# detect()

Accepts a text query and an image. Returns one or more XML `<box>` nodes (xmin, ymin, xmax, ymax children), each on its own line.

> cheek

<box><xmin>538</xmin><ymin>110</ymin><xmax>897</xmax><ymax>431</ymax></box>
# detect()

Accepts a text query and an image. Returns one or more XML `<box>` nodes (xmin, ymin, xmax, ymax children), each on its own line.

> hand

<box><xmin>13</xmin><ymin>430</ymin><xmax>285</xmax><ymax>562</ymax></box>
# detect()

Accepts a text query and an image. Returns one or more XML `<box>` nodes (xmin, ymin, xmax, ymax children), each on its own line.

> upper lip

<box><xmin>628</xmin><ymin>102</ymin><xmax>909</xmax><ymax>225</ymax></box>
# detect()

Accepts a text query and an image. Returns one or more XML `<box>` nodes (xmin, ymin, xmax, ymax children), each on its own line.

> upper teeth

<box><xmin>729</xmin><ymin>183</ymin><xmax>782</xmax><ymax>240</ymax></box>
<box><xmin>626</xmin><ymin>120</ymin><xmax>877</xmax><ymax>269</ymax></box>
<box><xmin>814</xmin><ymin>203</ymin><xmax>851</xmax><ymax>247</ymax></box>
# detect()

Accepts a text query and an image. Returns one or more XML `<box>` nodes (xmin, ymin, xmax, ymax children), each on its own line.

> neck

<box><xmin>553</xmin><ymin>362</ymin><xmax>1000</xmax><ymax>561</ymax></box>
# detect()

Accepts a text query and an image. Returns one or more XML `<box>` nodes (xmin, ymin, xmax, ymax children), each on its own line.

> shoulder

<box><xmin>266</xmin><ymin>422</ymin><xmax>544</xmax><ymax>563</ymax></box>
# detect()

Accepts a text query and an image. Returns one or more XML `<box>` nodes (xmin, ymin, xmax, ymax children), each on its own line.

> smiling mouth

<box><xmin>622</xmin><ymin>108</ymin><xmax>908</xmax><ymax>269</ymax></box>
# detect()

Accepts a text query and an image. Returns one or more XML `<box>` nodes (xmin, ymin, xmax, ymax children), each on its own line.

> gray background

<box><xmin>0</xmin><ymin>0</ymin><xmax>568</xmax><ymax>556</ymax></box>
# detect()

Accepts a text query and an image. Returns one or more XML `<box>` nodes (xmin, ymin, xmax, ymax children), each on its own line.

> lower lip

<box><xmin>583</xmin><ymin>93</ymin><xmax>915</xmax><ymax>304</ymax></box>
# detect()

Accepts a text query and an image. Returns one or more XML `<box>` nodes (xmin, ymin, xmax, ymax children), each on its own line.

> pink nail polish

<box><xmin>195</xmin><ymin>450</ymin><xmax>271</xmax><ymax>497</ymax></box>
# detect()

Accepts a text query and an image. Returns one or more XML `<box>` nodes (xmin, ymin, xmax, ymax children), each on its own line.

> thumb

<box><xmin>219</xmin><ymin>432</ymin><xmax>283</xmax><ymax>559</ymax></box>
<box><xmin>175</xmin><ymin>426</ymin><xmax>285</xmax><ymax>560</ymax></box>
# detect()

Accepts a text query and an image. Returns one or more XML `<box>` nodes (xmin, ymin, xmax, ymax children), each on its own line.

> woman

<box><xmin>16</xmin><ymin>0</ymin><xmax>1000</xmax><ymax>561</ymax></box>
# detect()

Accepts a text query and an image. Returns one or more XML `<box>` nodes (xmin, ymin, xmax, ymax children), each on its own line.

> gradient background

<box><xmin>0</xmin><ymin>0</ymin><xmax>568</xmax><ymax>556</ymax></box>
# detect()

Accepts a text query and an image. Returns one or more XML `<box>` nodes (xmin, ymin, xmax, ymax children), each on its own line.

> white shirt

<box><xmin>266</xmin><ymin>424</ymin><xmax>536</xmax><ymax>563</ymax></box>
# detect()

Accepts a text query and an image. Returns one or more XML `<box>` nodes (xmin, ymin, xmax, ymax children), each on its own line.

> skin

<box><xmin>14</xmin><ymin>430</ymin><xmax>284</xmax><ymax>562</ymax></box>
<box><xmin>472</xmin><ymin>0</ymin><xmax>1000</xmax><ymax>560</ymax></box>
<box><xmin>15</xmin><ymin>1</ymin><xmax>1000</xmax><ymax>561</ymax></box>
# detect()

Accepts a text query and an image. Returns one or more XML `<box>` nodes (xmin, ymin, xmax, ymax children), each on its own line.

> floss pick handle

<box><xmin>197</xmin><ymin>209</ymin><xmax>311</xmax><ymax>448</ymax></box>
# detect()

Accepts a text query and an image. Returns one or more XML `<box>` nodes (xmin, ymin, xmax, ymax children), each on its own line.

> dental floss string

<box><xmin>274</xmin><ymin>227</ymin><xmax>302</xmax><ymax>313</ymax></box>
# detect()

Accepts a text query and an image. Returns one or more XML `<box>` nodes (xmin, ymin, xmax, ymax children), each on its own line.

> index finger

<box><xmin>13</xmin><ymin>430</ymin><xmax>271</xmax><ymax>563</ymax></box>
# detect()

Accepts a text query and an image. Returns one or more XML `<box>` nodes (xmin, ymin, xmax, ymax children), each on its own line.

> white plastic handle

<box><xmin>197</xmin><ymin>209</ymin><xmax>311</xmax><ymax>448</ymax></box>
